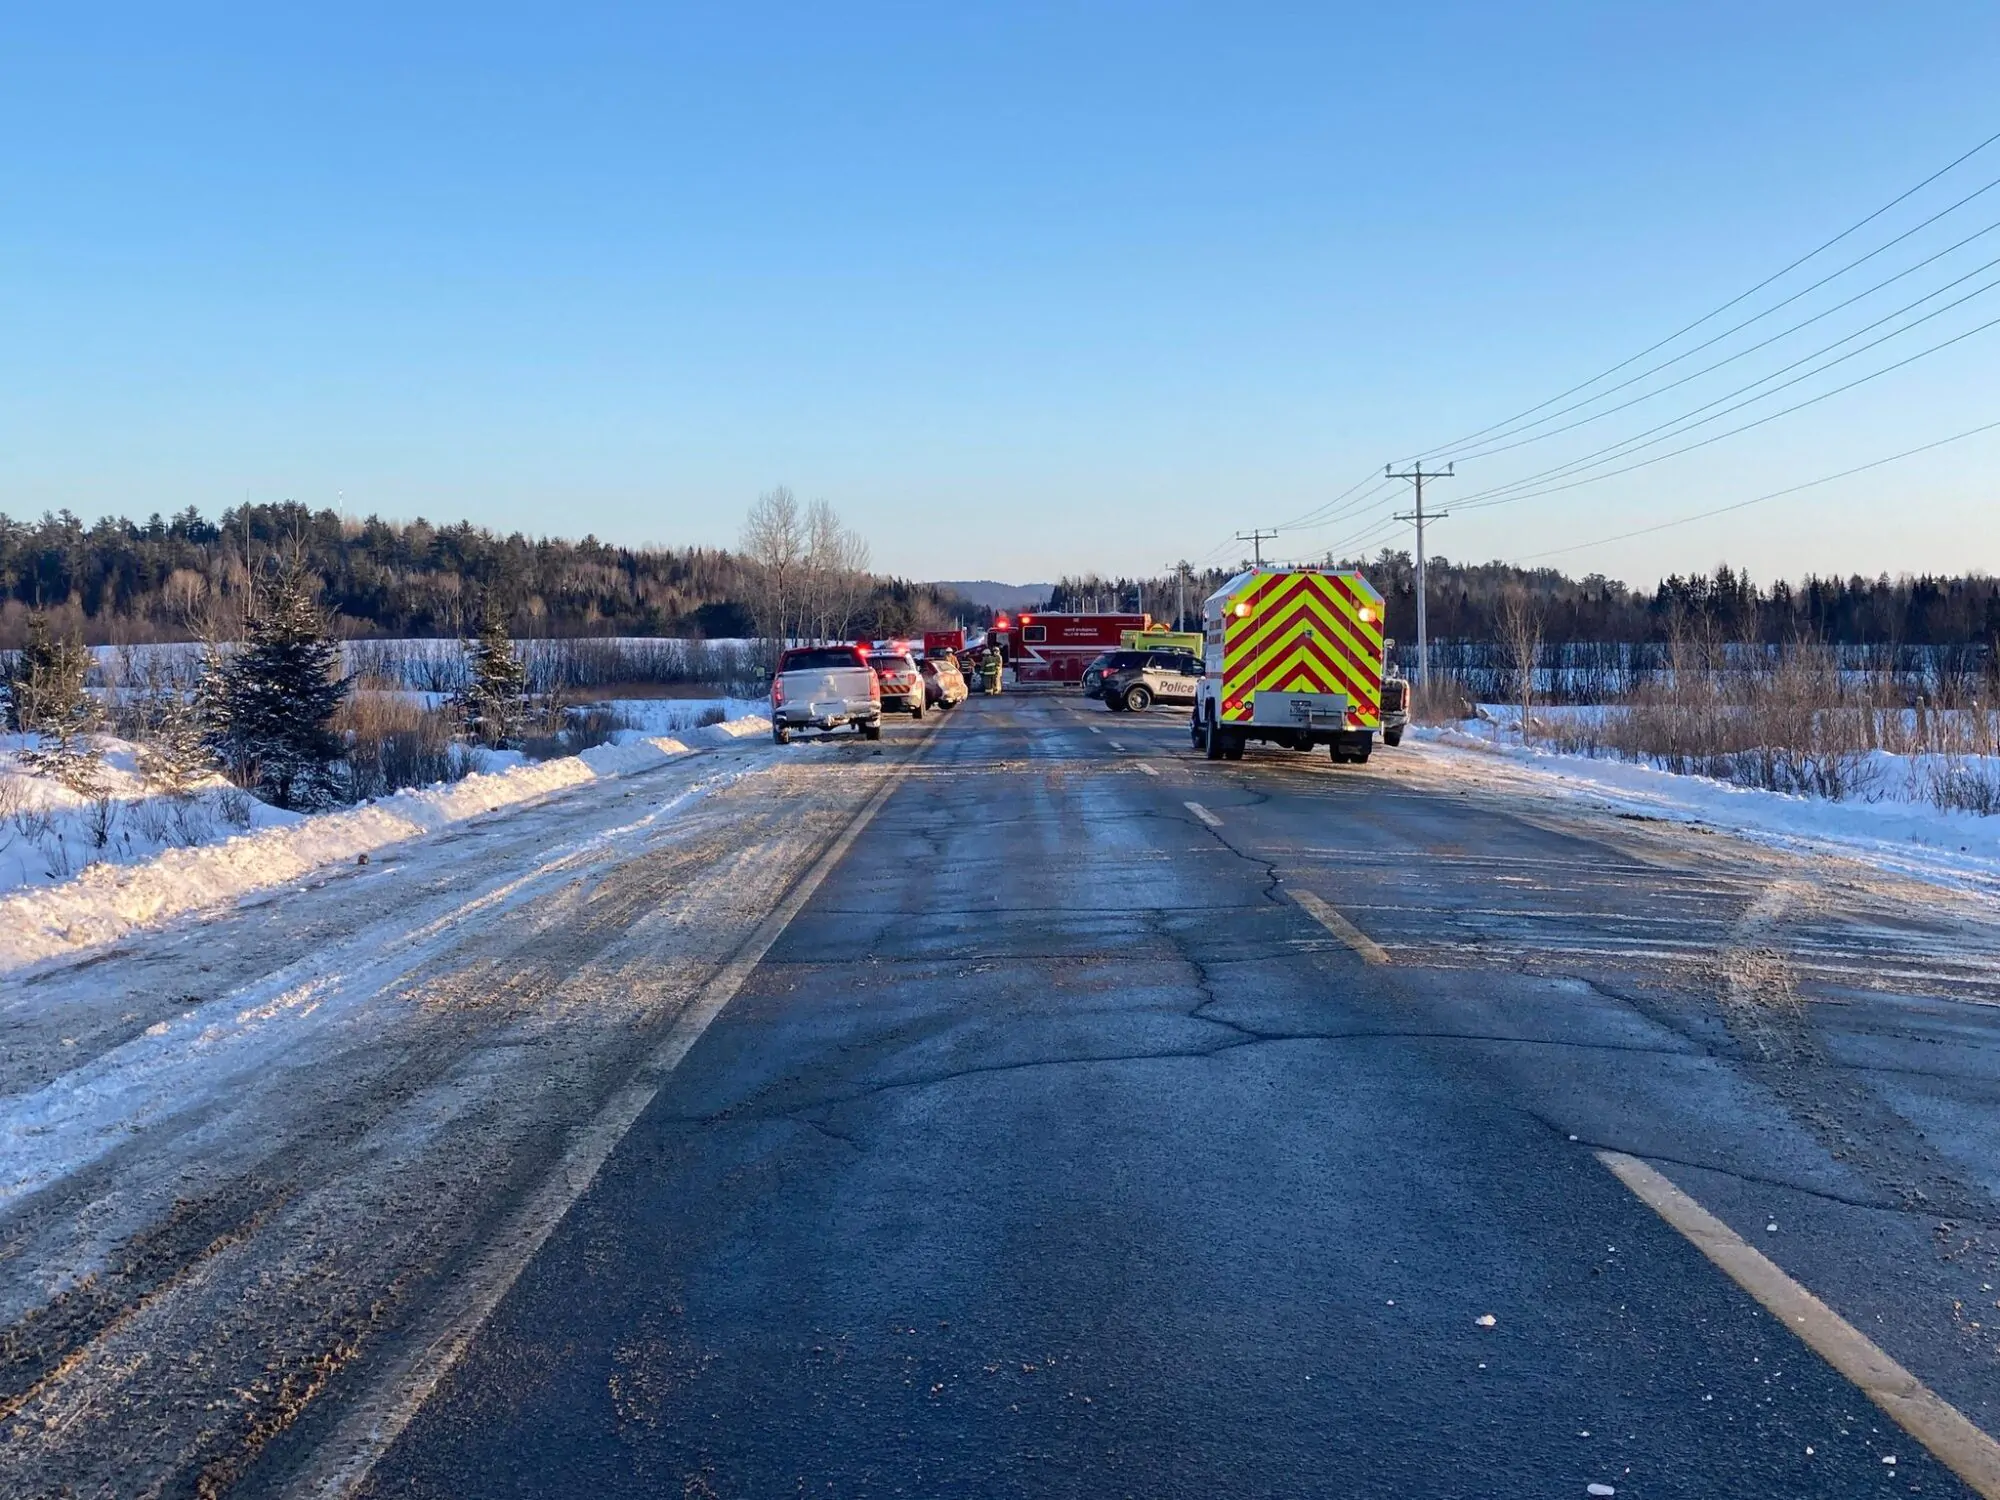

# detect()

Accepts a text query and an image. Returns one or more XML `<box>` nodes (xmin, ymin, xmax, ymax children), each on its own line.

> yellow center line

<box><xmin>1290</xmin><ymin>889</ymin><xmax>1391</xmax><ymax>965</ymax></box>
<box><xmin>1598</xmin><ymin>1150</ymin><xmax>2000</xmax><ymax>1499</ymax></box>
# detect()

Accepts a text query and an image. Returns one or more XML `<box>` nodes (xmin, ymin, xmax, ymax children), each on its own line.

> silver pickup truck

<box><xmin>770</xmin><ymin>644</ymin><xmax>883</xmax><ymax>744</ymax></box>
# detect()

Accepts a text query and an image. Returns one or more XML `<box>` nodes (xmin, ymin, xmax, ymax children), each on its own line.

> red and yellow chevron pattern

<box><xmin>1219</xmin><ymin>571</ymin><xmax>1385</xmax><ymax>727</ymax></box>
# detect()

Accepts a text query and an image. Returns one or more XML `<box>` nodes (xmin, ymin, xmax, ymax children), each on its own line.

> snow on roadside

<box><xmin>0</xmin><ymin>715</ymin><xmax>772</xmax><ymax>976</ymax></box>
<box><xmin>1409</xmin><ymin>723</ymin><xmax>2000</xmax><ymax>895</ymax></box>
<box><xmin>0</xmin><ymin>735</ymin><xmax>301</xmax><ymax>894</ymax></box>
<box><xmin>605</xmin><ymin>696</ymin><xmax>770</xmax><ymax>736</ymax></box>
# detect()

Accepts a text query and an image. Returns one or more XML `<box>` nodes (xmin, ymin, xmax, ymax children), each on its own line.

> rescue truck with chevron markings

<box><xmin>1190</xmin><ymin>567</ymin><xmax>1410</xmax><ymax>765</ymax></box>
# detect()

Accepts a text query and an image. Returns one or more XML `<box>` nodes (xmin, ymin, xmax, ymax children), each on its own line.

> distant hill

<box><xmin>930</xmin><ymin>580</ymin><xmax>1053</xmax><ymax>614</ymax></box>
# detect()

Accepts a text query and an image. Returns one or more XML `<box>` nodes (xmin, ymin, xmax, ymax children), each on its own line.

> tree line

<box><xmin>1050</xmin><ymin>551</ymin><xmax>2000</xmax><ymax>649</ymax></box>
<box><xmin>0</xmin><ymin>501</ymin><xmax>978</xmax><ymax>647</ymax></box>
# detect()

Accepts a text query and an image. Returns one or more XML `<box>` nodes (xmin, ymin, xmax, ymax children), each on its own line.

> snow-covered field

<box><xmin>1413</xmin><ymin>715</ymin><xmax>2000</xmax><ymax>895</ymax></box>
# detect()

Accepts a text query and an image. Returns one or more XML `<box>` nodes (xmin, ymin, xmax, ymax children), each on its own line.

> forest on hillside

<box><xmin>0</xmin><ymin>502</ymin><xmax>979</xmax><ymax>647</ymax></box>
<box><xmin>1052</xmin><ymin>551</ymin><xmax>2000</xmax><ymax>648</ymax></box>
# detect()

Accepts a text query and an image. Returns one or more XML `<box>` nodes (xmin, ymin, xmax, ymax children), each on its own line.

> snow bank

<box><xmin>0</xmin><ymin>733</ymin><xmax>734</xmax><ymax>975</ymax></box>
<box><xmin>1410</xmin><ymin>724</ymin><xmax>2000</xmax><ymax>894</ymax></box>
<box><xmin>0</xmin><ymin>736</ymin><xmax>302</xmax><ymax>894</ymax></box>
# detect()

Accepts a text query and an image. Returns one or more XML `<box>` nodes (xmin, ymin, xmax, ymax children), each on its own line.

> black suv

<box><xmin>1082</xmin><ymin>649</ymin><xmax>1184</xmax><ymax>700</ymax></box>
<box><xmin>1095</xmin><ymin>649</ymin><xmax>1202</xmax><ymax>712</ymax></box>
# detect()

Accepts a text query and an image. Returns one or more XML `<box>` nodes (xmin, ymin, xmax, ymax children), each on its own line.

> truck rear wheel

<box><xmin>773</xmin><ymin>725</ymin><xmax>790</xmax><ymax>746</ymax></box>
<box><xmin>1383</xmin><ymin>727</ymin><xmax>1403</xmax><ymax>747</ymax></box>
<box><xmin>1223</xmin><ymin>735</ymin><xmax>1244</xmax><ymax>761</ymax></box>
<box><xmin>863</xmin><ymin>721</ymin><xmax>883</xmax><ymax>741</ymax></box>
<box><xmin>1202</xmin><ymin>707</ymin><xmax>1224</xmax><ymax>760</ymax></box>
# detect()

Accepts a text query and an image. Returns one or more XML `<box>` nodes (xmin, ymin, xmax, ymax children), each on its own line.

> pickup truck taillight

<box><xmin>869</xmin><ymin>675</ymin><xmax>881</xmax><ymax>699</ymax></box>
<box><xmin>771</xmin><ymin>679</ymin><xmax>785</xmax><ymax>706</ymax></box>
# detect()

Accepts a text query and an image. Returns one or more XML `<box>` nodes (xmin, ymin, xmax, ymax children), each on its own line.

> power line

<box><xmin>1510</xmin><ymin>415</ymin><xmax>2000</xmax><ymax>564</ymax></box>
<box><xmin>1432</xmin><ymin>169</ymin><xmax>2000</xmax><ymax>462</ymax></box>
<box><xmin>1277</xmin><ymin>477</ymin><xmax>1402</xmax><ymax>537</ymax></box>
<box><xmin>1187</xmin><ymin>129</ymin><xmax>2000</xmax><ymax>581</ymax></box>
<box><xmin>1450</xmin><ymin>272</ymin><xmax>2000</xmax><ymax>512</ymax></box>
<box><xmin>1449</xmin><ymin>225</ymin><xmax>2000</xmax><ymax>464</ymax></box>
<box><xmin>1322</xmin><ymin>514</ymin><xmax>1406</xmax><ymax>562</ymax></box>
<box><xmin>1272</xmin><ymin>478</ymin><xmax>1400</xmax><ymax>536</ymax></box>
<box><xmin>1456</xmin><ymin>306</ymin><xmax>2000</xmax><ymax>517</ymax></box>
<box><xmin>1409</xmin><ymin>126</ymin><xmax>2000</xmax><ymax>462</ymax></box>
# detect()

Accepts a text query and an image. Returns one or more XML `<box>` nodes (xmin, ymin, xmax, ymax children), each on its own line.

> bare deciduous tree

<box><xmin>804</xmin><ymin>499</ymin><xmax>871</xmax><ymax>643</ymax></box>
<box><xmin>740</xmin><ymin>487</ymin><xmax>805</xmax><ymax>657</ymax></box>
<box><xmin>1499</xmin><ymin>589</ymin><xmax>1543</xmax><ymax>746</ymax></box>
<box><xmin>741</xmin><ymin>489</ymin><xmax>874</xmax><ymax>649</ymax></box>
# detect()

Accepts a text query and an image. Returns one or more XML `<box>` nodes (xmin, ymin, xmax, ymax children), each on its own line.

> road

<box><xmin>7</xmin><ymin>692</ymin><xmax>2000</xmax><ymax>1497</ymax></box>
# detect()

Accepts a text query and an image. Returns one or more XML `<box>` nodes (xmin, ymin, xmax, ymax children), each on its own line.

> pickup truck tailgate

<box><xmin>779</xmin><ymin>668</ymin><xmax>872</xmax><ymax>717</ymax></box>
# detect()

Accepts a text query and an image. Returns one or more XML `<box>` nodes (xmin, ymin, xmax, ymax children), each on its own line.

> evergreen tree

<box><xmin>133</xmin><ymin>661</ymin><xmax>218</xmax><ymax>797</ymax></box>
<box><xmin>7</xmin><ymin>612</ymin><xmax>105</xmax><ymax>794</ymax></box>
<box><xmin>215</xmin><ymin>555</ymin><xmax>350</xmax><ymax>809</ymax></box>
<box><xmin>457</xmin><ymin>604</ymin><xmax>528</xmax><ymax>749</ymax></box>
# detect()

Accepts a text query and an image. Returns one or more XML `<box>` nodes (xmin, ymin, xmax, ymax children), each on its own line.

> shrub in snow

<box><xmin>6</xmin><ymin>613</ymin><xmax>105</xmax><ymax>795</ymax></box>
<box><xmin>212</xmin><ymin>555</ymin><xmax>351</xmax><ymax>810</ymax></box>
<box><xmin>117</xmin><ymin>650</ymin><xmax>222</xmax><ymax>798</ymax></box>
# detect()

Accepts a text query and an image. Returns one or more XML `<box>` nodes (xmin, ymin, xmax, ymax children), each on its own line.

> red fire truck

<box><xmin>992</xmin><ymin>611</ymin><xmax>1150</xmax><ymax>684</ymax></box>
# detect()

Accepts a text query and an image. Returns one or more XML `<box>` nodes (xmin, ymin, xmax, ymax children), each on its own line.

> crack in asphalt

<box><xmin>688</xmin><ymin>1024</ymin><xmax>1745</xmax><ymax>1139</ymax></box>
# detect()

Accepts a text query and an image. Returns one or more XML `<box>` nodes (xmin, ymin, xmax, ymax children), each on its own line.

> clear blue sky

<box><xmin>5</xmin><ymin>3</ymin><xmax>1999</xmax><ymax>589</ymax></box>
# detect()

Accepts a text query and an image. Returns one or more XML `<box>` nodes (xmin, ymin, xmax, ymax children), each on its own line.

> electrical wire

<box><xmin>1448</xmin><ymin>268</ymin><xmax>2000</xmax><ymax>510</ymax></box>
<box><xmin>1448</xmin><ymin>223</ymin><xmax>2000</xmax><ymax>464</ymax></box>
<box><xmin>1277</xmin><ymin>477</ymin><xmax>1402</xmax><ymax>536</ymax></box>
<box><xmin>1202</xmin><ymin>130</ymin><xmax>2000</xmax><ymax>572</ymax></box>
<box><xmin>1268</xmin><ymin>469</ymin><xmax>1391</xmax><ymax>532</ymax></box>
<box><xmin>1510</xmin><ymin>415</ymin><xmax>2000</xmax><ymax>563</ymax></box>
<box><xmin>1408</xmin><ymin>126</ymin><xmax>2000</xmax><ymax>462</ymax></box>
<box><xmin>1456</xmin><ymin>307</ymin><xmax>2000</xmax><ymax>516</ymax></box>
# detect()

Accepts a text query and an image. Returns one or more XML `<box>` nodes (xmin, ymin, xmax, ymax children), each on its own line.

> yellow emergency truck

<box><xmin>1190</xmin><ymin>568</ymin><xmax>1409</xmax><ymax>764</ymax></box>
<box><xmin>1119</xmin><ymin>627</ymin><xmax>1204</xmax><ymax>656</ymax></box>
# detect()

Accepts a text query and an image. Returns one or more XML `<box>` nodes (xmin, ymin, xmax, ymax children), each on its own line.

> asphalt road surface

<box><xmin>10</xmin><ymin>691</ymin><xmax>2000</xmax><ymax>1498</ymax></box>
<box><xmin>348</xmin><ymin>691</ymin><xmax>2000</xmax><ymax>1500</ymax></box>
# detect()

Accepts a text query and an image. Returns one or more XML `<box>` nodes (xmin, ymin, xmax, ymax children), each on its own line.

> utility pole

<box><xmin>1386</xmin><ymin>462</ymin><xmax>1453</xmax><ymax>688</ymax></box>
<box><xmin>1166</xmin><ymin>560</ymin><xmax>1192</xmax><ymax>629</ymax></box>
<box><xmin>1235</xmin><ymin>530</ymin><xmax>1276</xmax><ymax>567</ymax></box>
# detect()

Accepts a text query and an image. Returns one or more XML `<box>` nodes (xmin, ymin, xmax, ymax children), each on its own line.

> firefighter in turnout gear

<box><xmin>978</xmin><ymin>645</ymin><xmax>1003</xmax><ymax>695</ymax></box>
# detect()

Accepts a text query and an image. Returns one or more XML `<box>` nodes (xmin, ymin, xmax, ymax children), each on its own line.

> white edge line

<box><xmin>1598</xmin><ymin>1149</ymin><xmax>2000</xmax><ymax>1499</ymax></box>
<box><xmin>286</xmin><ymin>736</ymin><xmax>936</xmax><ymax>1498</ymax></box>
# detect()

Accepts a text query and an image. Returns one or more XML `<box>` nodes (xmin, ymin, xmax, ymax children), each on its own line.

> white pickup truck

<box><xmin>770</xmin><ymin>644</ymin><xmax>883</xmax><ymax>744</ymax></box>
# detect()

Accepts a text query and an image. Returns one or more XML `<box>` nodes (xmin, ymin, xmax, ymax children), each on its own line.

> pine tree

<box><xmin>215</xmin><ymin>555</ymin><xmax>350</xmax><ymax>809</ymax></box>
<box><xmin>457</xmin><ymin>604</ymin><xmax>528</xmax><ymax>749</ymax></box>
<box><xmin>134</xmin><ymin>662</ymin><xmax>218</xmax><ymax>797</ymax></box>
<box><xmin>7</xmin><ymin>612</ymin><xmax>105</xmax><ymax>794</ymax></box>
